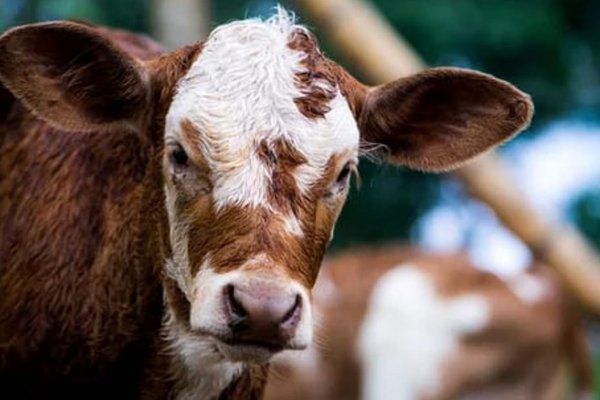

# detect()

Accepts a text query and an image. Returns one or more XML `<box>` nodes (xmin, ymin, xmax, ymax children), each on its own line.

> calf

<box><xmin>265</xmin><ymin>245</ymin><xmax>594</xmax><ymax>400</ymax></box>
<box><xmin>0</xmin><ymin>10</ymin><xmax>532</xmax><ymax>399</ymax></box>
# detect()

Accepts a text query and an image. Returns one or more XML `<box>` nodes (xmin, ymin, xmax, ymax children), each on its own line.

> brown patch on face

<box><xmin>286</xmin><ymin>28</ymin><xmax>369</xmax><ymax>122</ymax></box>
<box><xmin>184</xmin><ymin>203</ymin><xmax>314</xmax><ymax>286</ymax></box>
<box><xmin>257</xmin><ymin>138</ymin><xmax>306</xmax><ymax>213</ymax></box>
<box><xmin>288</xmin><ymin>29</ymin><xmax>339</xmax><ymax>119</ymax></box>
<box><xmin>177</xmin><ymin>148</ymin><xmax>349</xmax><ymax>290</ymax></box>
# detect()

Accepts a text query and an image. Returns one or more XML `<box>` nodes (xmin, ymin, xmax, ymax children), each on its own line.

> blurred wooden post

<box><xmin>294</xmin><ymin>0</ymin><xmax>600</xmax><ymax>314</ymax></box>
<box><xmin>151</xmin><ymin>0</ymin><xmax>210</xmax><ymax>49</ymax></box>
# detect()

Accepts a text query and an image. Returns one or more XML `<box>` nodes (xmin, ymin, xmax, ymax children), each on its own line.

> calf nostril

<box><xmin>228</xmin><ymin>315</ymin><xmax>249</xmax><ymax>333</ymax></box>
<box><xmin>225</xmin><ymin>284</ymin><xmax>247</xmax><ymax>317</ymax></box>
<box><xmin>224</xmin><ymin>284</ymin><xmax>249</xmax><ymax>332</ymax></box>
<box><xmin>281</xmin><ymin>294</ymin><xmax>302</xmax><ymax>324</ymax></box>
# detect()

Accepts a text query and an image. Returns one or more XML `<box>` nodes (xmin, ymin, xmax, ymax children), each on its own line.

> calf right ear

<box><xmin>0</xmin><ymin>21</ymin><xmax>149</xmax><ymax>133</ymax></box>
<box><xmin>355</xmin><ymin>67</ymin><xmax>533</xmax><ymax>171</ymax></box>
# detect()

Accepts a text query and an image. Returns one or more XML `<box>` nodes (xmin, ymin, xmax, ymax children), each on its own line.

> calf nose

<box><xmin>223</xmin><ymin>282</ymin><xmax>302</xmax><ymax>348</ymax></box>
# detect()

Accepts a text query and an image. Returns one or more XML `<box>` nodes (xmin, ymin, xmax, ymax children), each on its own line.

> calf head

<box><xmin>0</xmin><ymin>11</ymin><xmax>532</xmax><ymax>364</ymax></box>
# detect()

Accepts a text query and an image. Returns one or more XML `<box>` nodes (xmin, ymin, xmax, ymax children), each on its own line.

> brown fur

<box><xmin>0</xmin><ymin>25</ymin><xmax>163</xmax><ymax>400</ymax></box>
<box><xmin>257</xmin><ymin>138</ymin><xmax>307</xmax><ymax>212</ymax></box>
<box><xmin>265</xmin><ymin>245</ymin><xmax>594</xmax><ymax>400</ymax></box>
<box><xmin>286</xmin><ymin>28</ymin><xmax>372</xmax><ymax>121</ymax></box>
<box><xmin>288</xmin><ymin>29</ymin><xmax>338</xmax><ymax>119</ymax></box>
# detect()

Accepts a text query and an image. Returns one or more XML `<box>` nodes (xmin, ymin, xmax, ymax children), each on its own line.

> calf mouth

<box><xmin>212</xmin><ymin>333</ymin><xmax>307</xmax><ymax>363</ymax></box>
<box><xmin>213</xmin><ymin>337</ymin><xmax>285</xmax><ymax>363</ymax></box>
<box><xmin>222</xmin><ymin>337</ymin><xmax>285</xmax><ymax>353</ymax></box>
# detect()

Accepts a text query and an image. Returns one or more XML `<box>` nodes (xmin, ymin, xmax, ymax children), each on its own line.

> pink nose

<box><xmin>223</xmin><ymin>281</ymin><xmax>302</xmax><ymax>349</ymax></box>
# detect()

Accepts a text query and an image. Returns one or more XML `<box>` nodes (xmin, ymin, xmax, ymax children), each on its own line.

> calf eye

<box><xmin>336</xmin><ymin>162</ymin><xmax>352</xmax><ymax>185</ymax></box>
<box><xmin>169</xmin><ymin>143</ymin><xmax>189</xmax><ymax>167</ymax></box>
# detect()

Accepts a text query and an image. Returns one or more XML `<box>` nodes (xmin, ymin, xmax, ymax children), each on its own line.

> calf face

<box><xmin>0</xmin><ymin>10</ymin><xmax>532</xmax><ymax>363</ymax></box>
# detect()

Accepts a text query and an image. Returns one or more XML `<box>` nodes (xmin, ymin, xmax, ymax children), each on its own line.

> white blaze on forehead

<box><xmin>357</xmin><ymin>264</ymin><xmax>489</xmax><ymax>400</ymax></box>
<box><xmin>164</xmin><ymin>10</ymin><xmax>360</xmax><ymax>210</ymax></box>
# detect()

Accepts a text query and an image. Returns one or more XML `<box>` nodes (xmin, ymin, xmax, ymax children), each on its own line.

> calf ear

<box><xmin>357</xmin><ymin>67</ymin><xmax>533</xmax><ymax>171</ymax></box>
<box><xmin>0</xmin><ymin>21</ymin><xmax>149</xmax><ymax>133</ymax></box>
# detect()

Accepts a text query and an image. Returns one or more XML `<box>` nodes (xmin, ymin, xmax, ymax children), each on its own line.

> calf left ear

<box><xmin>0</xmin><ymin>21</ymin><xmax>149</xmax><ymax>133</ymax></box>
<box><xmin>356</xmin><ymin>67</ymin><xmax>533</xmax><ymax>171</ymax></box>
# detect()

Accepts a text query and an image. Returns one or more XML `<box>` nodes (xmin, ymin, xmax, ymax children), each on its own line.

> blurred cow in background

<box><xmin>265</xmin><ymin>245</ymin><xmax>594</xmax><ymax>400</ymax></box>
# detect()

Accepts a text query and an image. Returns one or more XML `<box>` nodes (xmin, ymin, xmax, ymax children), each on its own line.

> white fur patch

<box><xmin>189</xmin><ymin>262</ymin><xmax>242</xmax><ymax>334</ymax></box>
<box><xmin>357</xmin><ymin>265</ymin><xmax>489</xmax><ymax>400</ymax></box>
<box><xmin>164</xmin><ymin>9</ymin><xmax>359</xmax><ymax>211</ymax></box>
<box><xmin>165</xmin><ymin>312</ymin><xmax>244</xmax><ymax>400</ymax></box>
<box><xmin>507</xmin><ymin>272</ymin><xmax>548</xmax><ymax>304</ymax></box>
<box><xmin>282</xmin><ymin>213</ymin><xmax>304</xmax><ymax>237</ymax></box>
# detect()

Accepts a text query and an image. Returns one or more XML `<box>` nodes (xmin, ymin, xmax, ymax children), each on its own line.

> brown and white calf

<box><xmin>265</xmin><ymin>245</ymin><xmax>594</xmax><ymax>400</ymax></box>
<box><xmin>0</xmin><ymin>10</ymin><xmax>532</xmax><ymax>399</ymax></box>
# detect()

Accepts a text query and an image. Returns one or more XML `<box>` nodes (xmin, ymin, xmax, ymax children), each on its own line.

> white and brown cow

<box><xmin>265</xmin><ymin>245</ymin><xmax>595</xmax><ymax>400</ymax></box>
<box><xmin>0</xmin><ymin>10</ymin><xmax>532</xmax><ymax>399</ymax></box>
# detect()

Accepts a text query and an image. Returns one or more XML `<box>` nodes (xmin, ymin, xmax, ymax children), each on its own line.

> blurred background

<box><xmin>3</xmin><ymin>0</ymin><xmax>600</xmax><ymax>394</ymax></box>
